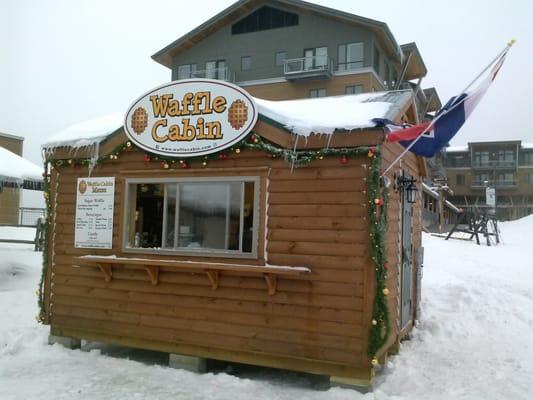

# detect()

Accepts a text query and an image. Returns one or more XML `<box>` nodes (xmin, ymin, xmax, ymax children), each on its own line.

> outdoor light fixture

<box><xmin>397</xmin><ymin>176</ymin><xmax>418</xmax><ymax>204</ymax></box>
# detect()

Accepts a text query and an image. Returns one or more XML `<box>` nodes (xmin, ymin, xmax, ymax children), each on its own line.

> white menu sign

<box><xmin>75</xmin><ymin>177</ymin><xmax>115</xmax><ymax>249</ymax></box>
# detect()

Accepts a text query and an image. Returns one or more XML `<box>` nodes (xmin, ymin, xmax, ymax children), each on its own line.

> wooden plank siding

<box><xmin>378</xmin><ymin>141</ymin><xmax>423</xmax><ymax>358</ymax></box>
<box><xmin>46</xmin><ymin>145</ymin><xmax>378</xmax><ymax>377</ymax></box>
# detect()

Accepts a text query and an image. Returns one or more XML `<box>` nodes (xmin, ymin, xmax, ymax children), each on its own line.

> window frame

<box><xmin>122</xmin><ymin>176</ymin><xmax>261</xmax><ymax>259</ymax></box>
<box><xmin>241</xmin><ymin>56</ymin><xmax>252</xmax><ymax>71</ymax></box>
<box><xmin>275</xmin><ymin>51</ymin><xmax>287</xmax><ymax>66</ymax></box>
<box><xmin>338</xmin><ymin>42</ymin><xmax>364</xmax><ymax>71</ymax></box>
<box><xmin>345</xmin><ymin>84</ymin><xmax>363</xmax><ymax>95</ymax></box>
<box><xmin>177</xmin><ymin>63</ymin><xmax>198</xmax><ymax>80</ymax></box>
<box><xmin>309</xmin><ymin>88</ymin><xmax>326</xmax><ymax>98</ymax></box>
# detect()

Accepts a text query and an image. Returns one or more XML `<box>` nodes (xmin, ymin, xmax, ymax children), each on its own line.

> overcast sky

<box><xmin>1</xmin><ymin>0</ymin><xmax>532</xmax><ymax>166</ymax></box>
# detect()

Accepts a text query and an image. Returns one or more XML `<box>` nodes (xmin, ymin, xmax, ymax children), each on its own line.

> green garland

<box><xmin>37</xmin><ymin>161</ymin><xmax>52</xmax><ymax>323</ymax></box>
<box><xmin>367</xmin><ymin>154</ymin><xmax>390</xmax><ymax>362</ymax></box>
<box><xmin>38</xmin><ymin>133</ymin><xmax>390</xmax><ymax>362</ymax></box>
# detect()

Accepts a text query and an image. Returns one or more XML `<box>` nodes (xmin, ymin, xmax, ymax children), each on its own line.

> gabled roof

<box><xmin>152</xmin><ymin>0</ymin><xmax>404</xmax><ymax>68</ymax></box>
<box><xmin>0</xmin><ymin>132</ymin><xmax>24</xmax><ymax>141</ymax></box>
<box><xmin>0</xmin><ymin>146</ymin><xmax>42</xmax><ymax>185</ymax></box>
<box><xmin>400</xmin><ymin>42</ymin><xmax>427</xmax><ymax>80</ymax></box>
<box><xmin>423</xmin><ymin>88</ymin><xmax>441</xmax><ymax>112</ymax></box>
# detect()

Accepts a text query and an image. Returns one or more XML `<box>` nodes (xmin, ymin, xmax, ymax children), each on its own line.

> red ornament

<box><xmin>143</xmin><ymin>154</ymin><xmax>151</xmax><ymax>163</ymax></box>
<box><xmin>374</xmin><ymin>198</ymin><xmax>384</xmax><ymax>206</ymax></box>
<box><xmin>180</xmin><ymin>161</ymin><xmax>189</xmax><ymax>169</ymax></box>
<box><xmin>340</xmin><ymin>155</ymin><xmax>349</xmax><ymax>165</ymax></box>
<box><xmin>370</xmin><ymin>146</ymin><xmax>377</xmax><ymax>153</ymax></box>
<box><xmin>384</xmin><ymin>262</ymin><xmax>389</xmax><ymax>270</ymax></box>
<box><xmin>218</xmin><ymin>153</ymin><xmax>228</xmax><ymax>160</ymax></box>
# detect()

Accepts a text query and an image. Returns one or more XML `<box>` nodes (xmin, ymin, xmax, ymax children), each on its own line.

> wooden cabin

<box><xmin>40</xmin><ymin>84</ymin><xmax>425</xmax><ymax>389</ymax></box>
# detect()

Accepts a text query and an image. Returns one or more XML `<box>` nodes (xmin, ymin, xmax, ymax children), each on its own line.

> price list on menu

<box><xmin>74</xmin><ymin>177</ymin><xmax>115</xmax><ymax>249</ymax></box>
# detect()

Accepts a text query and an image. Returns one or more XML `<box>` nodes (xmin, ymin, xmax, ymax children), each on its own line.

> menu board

<box><xmin>74</xmin><ymin>177</ymin><xmax>115</xmax><ymax>249</ymax></box>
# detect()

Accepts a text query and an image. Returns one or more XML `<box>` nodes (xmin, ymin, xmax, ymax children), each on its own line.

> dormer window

<box><xmin>232</xmin><ymin>6</ymin><xmax>299</xmax><ymax>35</ymax></box>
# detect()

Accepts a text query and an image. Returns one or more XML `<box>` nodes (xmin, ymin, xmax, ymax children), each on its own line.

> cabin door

<box><xmin>401</xmin><ymin>175</ymin><xmax>414</xmax><ymax>329</ymax></box>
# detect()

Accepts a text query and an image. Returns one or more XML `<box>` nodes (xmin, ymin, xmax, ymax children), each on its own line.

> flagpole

<box><xmin>381</xmin><ymin>40</ymin><xmax>515</xmax><ymax>178</ymax></box>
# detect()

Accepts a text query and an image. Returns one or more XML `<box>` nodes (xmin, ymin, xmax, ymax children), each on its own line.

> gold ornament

<box><xmin>371</xmin><ymin>319</ymin><xmax>377</xmax><ymax>325</ymax></box>
<box><xmin>202</xmin><ymin>161</ymin><xmax>208</xmax><ymax>167</ymax></box>
<box><xmin>235</xmin><ymin>148</ymin><xmax>241</xmax><ymax>154</ymax></box>
<box><xmin>126</xmin><ymin>141</ymin><xmax>131</xmax><ymax>148</ymax></box>
<box><xmin>383</xmin><ymin>288</ymin><xmax>389</xmax><ymax>295</ymax></box>
<box><xmin>371</xmin><ymin>358</ymin><xmax>379</xmax><ymax>366</ymax></box>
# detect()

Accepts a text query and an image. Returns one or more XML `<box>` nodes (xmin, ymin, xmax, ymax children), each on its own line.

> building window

<box><xmin>521</xmin><ymin>151</ymin><xmax>533</xmax><ymax>166</ymax></box>
<box><xmin>304</xmin><ymin>47</ymin><xmax>328</xmax><ymax>70</ymax></box>
<box><xmin>524</xmin><ymin>173</ymin><xmax>533</xmax><ymax>184</ymax></box>
<box><xmin>231</xmin><ymin>6</ymin><xmax>299</xmax><ymax>35</ymax></box>
<box><xmin>275</xmin><ymin>51</ymin><xmax>287</xmax><ymax>66</ymax></box>
<box><xmin>497</xmin><ymin>172</ymin><xmax>515</xmax><ymax>185</ymax></box>
<box><xmin>177</xmin><ymin>63</ymin><xmax>197</xmax><ymax>80</ymax></box>
<box><xmin>125</xmin><ymin>178</ymin><xmax>259</xmax><ymax>256</ymax></box>
<box><xmin>309</xmin><ymin>88</ymin><xmax>326</xmax><ymax>98</ymax></box>
<box><xmin>338</xmin><ymin>42</ymin><xmax>364</xmax><ymax>71</ymax></box>
<box><xmin>473</xmin><ymin>151</ymin><xmax>490</xmax><ymax>167</ymax></box>
<box><xmin>456</xmin><ymin>174</ymin><xmax>465</xmax><ymax>186</ymax></box>
<box><xmin>241</xmin><ymin>56</ymin><xmax>252</xmax><ymax>71</ymax></box>
<box><xmin>373</xmin><ymin>47</ymin><xmax>380</xmax><ymax>75</ymax></box>
<box><xmin>345</xmin><ymin>85</ymin><xmax>363</xmax><ymax>95</ymax></box>
<box><xmin>206</xmin><ymin>60</ymin><xmax>226</xmax><ymax>80</ymax></box>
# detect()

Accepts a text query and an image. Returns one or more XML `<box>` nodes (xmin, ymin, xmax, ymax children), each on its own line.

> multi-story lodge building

<box><xmin>152</xmin><ymin>0</ymin><xmax>440</xmax><ymax>122</ymax></box>
<box><xmin>444</xmin><ymin>141</ymin><xmax>533</xmax><ymax>220</ymax></box>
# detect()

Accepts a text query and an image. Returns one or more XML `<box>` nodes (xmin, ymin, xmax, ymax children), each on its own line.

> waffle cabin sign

<box><xmin>124</xmin><ymin>79</ymin><xmax>258</xmax><ymax>157</ymax></box>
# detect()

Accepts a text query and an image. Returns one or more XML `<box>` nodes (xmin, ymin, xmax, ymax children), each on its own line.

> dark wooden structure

<box><xmin>42</xmin><ymin>112</ymin><xmax>425</xmax><ymax>387</ymax></box>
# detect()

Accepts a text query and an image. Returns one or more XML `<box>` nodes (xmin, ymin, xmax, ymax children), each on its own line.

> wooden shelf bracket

<box><xmin>205</xmin><ymin>270</ymin><xmax>219</xmax><ymax>290</ymax></box>
<box><xmin>97</xmin><ymin>263</ymin><xmax>113</xmax><ymax>282</ymax></box>
<box><xmin>144</xmin><ymin>266</ymin><xmax>159</xmax><ymax>285</ymax></box>
<box><xmin>264</xmin><ymin>273</ymin><xmax>277</xmax><ymax>296</ymax></box>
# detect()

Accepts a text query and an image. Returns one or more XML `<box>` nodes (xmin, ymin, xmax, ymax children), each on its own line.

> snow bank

<box><xmin>1</xmin><ymin>217</ymin><xmax>532</xmax><ymax>399</ymax></box>
<box><xmin>0</xmin><ymin>147</ymin><xmax>43</xmax><ymax>183</ymax></box>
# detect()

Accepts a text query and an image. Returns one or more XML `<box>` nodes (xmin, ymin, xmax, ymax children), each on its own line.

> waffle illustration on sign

<box><xmin>228</xmin><ymin>100</ymin><xmax>248</xmax><ymax>130</ymax></box>
<box><xmin>131</xmin><ymin>107</ymin><xmax>148</xmax><ymax>134</ymax></box>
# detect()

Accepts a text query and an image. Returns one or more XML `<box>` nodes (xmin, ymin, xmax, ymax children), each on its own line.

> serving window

<box><xmin>124</xmin><ymin>177</ymin><xmax>259</xmax><ymax>258</ymax></box>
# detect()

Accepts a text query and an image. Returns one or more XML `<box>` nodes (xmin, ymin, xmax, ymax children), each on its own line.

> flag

<box><xmin>376</xmin><ymin>46</ymin><xmax>510</xmax><ymax>158</ymax></box>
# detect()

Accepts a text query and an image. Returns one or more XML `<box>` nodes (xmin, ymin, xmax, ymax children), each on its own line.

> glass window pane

<box><xmin>132</xmin><ymin>183</ymin><xmax>164</xmax><ymax>248</ymax></box>
<box><xmin>177</xmin><ymin>182</ymin><xmax>241</xmax><ymax>250</ymax></box>
<box><xmin>242</xmin><ymin>182</ymin><xmax>255</xmax><ymax>252</ymax></box>
<box><xmin>206</xmin><ymin>61</ymin><xmax>216</xmax><ymax>79</ymax></box>
<box><xmin>315</xmin><ymin>47</ymin><xmax>327</xmax><ymax>67</ymax></box>
<box><xmin>241</xmin><ymin>56</ymin><xmax>252</xmax><ymax>71</ymax></box>
<box><xmin>275</xmin><ymin>51</ymin><xmax>287</xmax><ymax>66</ymax></box>
<box><xmin>164</xmin><ymin>184</ymin><xmax>177</xmax><ymax>248</ymax></box>
<box><xmin>347</xmin><ymin>42</ymin><xmax>363</xmax><ymax>63</ymax></box>
<box><xmin>338</xmin><ymin>44</ymin><xmax>346</xmax><ymax>64</ymax></box>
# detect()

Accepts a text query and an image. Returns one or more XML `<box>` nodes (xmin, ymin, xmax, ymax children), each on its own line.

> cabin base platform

<box><xmin>48</xmin><ymin>334</ymin><xmax>81</xmax><ymax>350</ymax></box>
<box><xmin>169</xmin><ymin>353</ymin><xmax>207</xmax><ymax>373</ymax></box>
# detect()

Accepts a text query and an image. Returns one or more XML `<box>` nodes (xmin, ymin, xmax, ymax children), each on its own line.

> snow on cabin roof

<box><xmin>0</xmin><ymin>146</ymin><xmax>43</xmax><ymax>183</ymax></box>
<box><xmin>255</xmin><ymin>90</ymin><xmax>412</xmax><ymax>136</ymax></box>
<box><xmin>42</xmin><ymin>113</ymin><xmax>124</xmax><ymax>150</ymax></box>
<box><xmin>41</xmin><ymin>90</ymin><xmax>413</xmax><ymax>149</ymax></box>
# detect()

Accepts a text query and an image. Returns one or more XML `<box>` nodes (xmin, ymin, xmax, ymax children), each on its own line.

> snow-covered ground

<box><xmin>1</xmin><ymin>217</ymin><xmax>532</xmax><ymax>399</ymax></box>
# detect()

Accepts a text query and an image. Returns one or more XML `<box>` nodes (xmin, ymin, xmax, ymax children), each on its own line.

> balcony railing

<box><xmin>284</xmin><ymin>55</ymin><xmax>332</xmax><ymax>80</ymax></box>
<box><xmin>472</xmin><ymin>160</ymin><xmax>516</xmax><ymax>169</ymax></box>
<box><xmin>471</xmin><ymin>180</ymin><xmax>518</xmax><ymax>189</ymax></box>
<box><xmin>183</xmin><ymin>67</ymin><xmax>234</xmax><ymax>82</ymax></box>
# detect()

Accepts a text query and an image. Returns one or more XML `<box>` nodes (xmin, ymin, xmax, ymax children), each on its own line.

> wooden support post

<box><xmin>97</xmin><ymin>263</ymin><xmax>112</xmax><ymax>282</ymax></box>
<box><xmin>144</xmin><ymin>266</ymin><xmax>159</xmax><ymax>285</ymax></box>
<box><xmin>205</xmin><ymin>270</ymin><xmax>219</xmax><ymax>290</ymax></box>
<box><xmin>264</xmin><ymin>273</ymin><xmax>277</xmax><ymax>295</ymax></box>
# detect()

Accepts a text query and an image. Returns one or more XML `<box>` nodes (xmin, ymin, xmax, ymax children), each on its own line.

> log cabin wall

<box><xmin>45</xmin><ymin>144</ymin><xmax>377</xmax><ymax>379</ymax></box>
<box><xmin>380</xmin><ymin>141</ymin><xmax>423</xmax><ymax>355</ymax></box>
